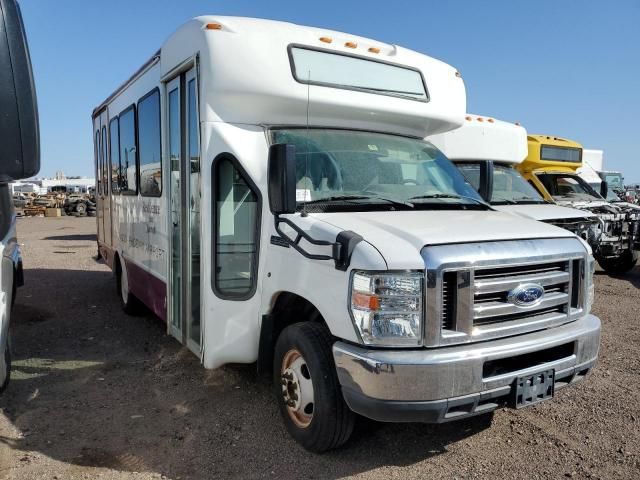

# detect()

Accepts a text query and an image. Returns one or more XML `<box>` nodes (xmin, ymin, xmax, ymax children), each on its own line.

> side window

<box><xmin>119</xmin><ymin>106</ymin><xmax>137</xmax><ymax>194</ymax></box>
<box><xmin>213</xmin><ymin>157</ymin><xmax>260</xmax><ymax>299</ymax></box>
<box><xmin>95</xmin><ymin>130</ymin><xmax>101</xmax><ymax>194</ymax></box>
<box><xmin>109</xmin><ymin>117</ymin><xmax>120</xmax><ymax>194</ymax></box>
<box><xmin>101</xmin><ymin>126</ymin><xmax>108</xmax><ymax>195</ymax></box>
<box><xmin>455</xmin><ymin>163</ymin><xmax>481</xmax><ymax>191</ymax></box>
<box><xmin>138</xmin><ymin>90</ymin><xmax>162</xmax><ymax>196</ymax></box>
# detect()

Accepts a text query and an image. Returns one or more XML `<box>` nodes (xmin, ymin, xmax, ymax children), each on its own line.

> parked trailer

<box><xmin>429</xmin><ymin>115</ymin><xmax>600</xmax><ymax>248</ymax></box>
<box><xmin>0</xmin><ymin>0</ymin><xmax>40</xmax><ymax>393</ymax></box>
<box><xmin>92</xmin><ymin>16</ymin><xmax>600</xmax><ymax>452</ymax></box>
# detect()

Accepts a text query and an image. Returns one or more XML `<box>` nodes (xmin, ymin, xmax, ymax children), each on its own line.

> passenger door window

<box><xmin>118</xmin><ymin>106</ymin><xmax>137</xmax><ymax>194</ymax></box>
<box><xmin>214</xmin><ymin>157</ymin><xmax>260</xmax><ymax>298</ymax></box>
<box><xmin>138</xmin><ymin>90</ymin><xmax>162</xmax><ymax>196</ymax></box>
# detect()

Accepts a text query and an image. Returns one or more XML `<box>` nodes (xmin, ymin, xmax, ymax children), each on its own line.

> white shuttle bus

<box><xmin>93</xmin><ymin>17</ymin><xmax>600</xmax><ymax>452</ymax></box>
<box><xmin>429</xmin><ymin>115</ymin><xmax>601</xmax><ymax>248</ymax></box>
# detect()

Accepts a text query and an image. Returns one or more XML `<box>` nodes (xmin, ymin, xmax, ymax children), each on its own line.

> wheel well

<box><xmin>257</xmin><ymin>292</ymin><xmax>326</xmax><ymax>376</ymax></box>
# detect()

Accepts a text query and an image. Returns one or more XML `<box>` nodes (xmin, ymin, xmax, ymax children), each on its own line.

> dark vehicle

<box><xmin>0</xmin><ymin>0</ymin><xmax>40</xmax><ymax>393</ymax></box>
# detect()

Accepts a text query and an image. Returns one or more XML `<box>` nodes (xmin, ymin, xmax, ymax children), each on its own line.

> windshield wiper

<box><xmin>409</xmin><ymin>193</ymin><xmax>491</xmax><ymax>208</ymax></box>
<box><xmin>493</xmin><ymin>196</ymin><xmax>545</xmax><ymax>204</ymax></box>
<box><xmin>301</xmin><ymin>194</ymin><xmax>414</xmax><ymax>208</ymax></box>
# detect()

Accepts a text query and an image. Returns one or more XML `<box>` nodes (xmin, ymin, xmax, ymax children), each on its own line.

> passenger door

<box><xmin>93</xmin><ymin>116</ymin><xmax>104</xmax><ymax>244</ymax></box>
<box><xmin>166</xmin><ymin>67</ymin><xmax>202</xmax><ymax>354</ymax></box>
<box><xmin>100</xmin><ymin>110</ymin><xmax>112</xmax><ymax>246</ymax></box>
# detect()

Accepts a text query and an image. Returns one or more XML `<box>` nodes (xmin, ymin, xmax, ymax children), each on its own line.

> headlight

<box><xmin>586</xmin><ymin>255</ymin><xmax>596</xmax><ymax>312</ymax></box>
<box><xmin>349</xmin><ymin>271</ymin><xmax>423</xmax><ymax>347</ymax></box>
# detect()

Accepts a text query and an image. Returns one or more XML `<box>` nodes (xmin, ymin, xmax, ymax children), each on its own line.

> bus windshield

<box><xmin>457</xmin><ymin>163</ymin><xmax>545</xmax><ymax>205</ymax></box>
<box><xmin>270</xmin><ymin>129</ymin><xmax>486</xmax><ymax>211</ymax></box>
<box><xmin>536</xmin><ymin>172</ymin><xmax>603</xmax><ymax>202</ymax></box>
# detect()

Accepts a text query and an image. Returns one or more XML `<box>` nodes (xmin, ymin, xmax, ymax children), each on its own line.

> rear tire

<box><xmin>596</xmin><ymin>250</ymin><xmax>637</xmax><ymax>274</ymax></box>
<box><xmin>116</xmin><ymin>256</ymin><xmax>142</xmax><ymax>315</ymax></box>
<box><xmin>273</xmin><ymin>322</ymin><xmax>355</xmax><ymax>453</ymax></box>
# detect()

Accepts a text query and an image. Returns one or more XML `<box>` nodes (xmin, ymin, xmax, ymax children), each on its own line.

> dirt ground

<box><xmin>0</xmin><ymin>216</ymin><xmax>639</xmax><ymax>479</ymax></box>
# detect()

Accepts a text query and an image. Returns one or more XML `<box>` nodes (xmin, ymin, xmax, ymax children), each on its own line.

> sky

<box><xmin>19</xmin><ymin>0</ymin><xmax>640</xmax><ymax>181</ymax></box>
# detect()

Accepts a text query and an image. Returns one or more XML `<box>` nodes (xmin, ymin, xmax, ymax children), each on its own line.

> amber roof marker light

<box><xmin>368</xmin><ymin>47</ymin><xmax>380</xmax><ymax>54</ymax></box>
<box><xmin>319</xmin><ymin>36</ymin><xmax>332</xmax><ymax>43</ymax></box>
<box><xmin>205</xmin><ymin>23</ymin><xmax>223</xmax><ymax>30</ymax></box>
<box><xmin>345</xmin><ymin>41</ymin><xmax>357</xmax><ymax>49</ymax></box>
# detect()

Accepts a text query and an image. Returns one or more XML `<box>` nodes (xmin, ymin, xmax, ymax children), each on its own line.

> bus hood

<box><xmin>492</xmin><ymin>203</ymin><xmax>597</xmax><ymax>221</ymax></box>
<box><xmin>315</xmin><ymin>210</ymin><xmax>575</xmax><ymax>269</ymax></box>
<box><xmin>553</xmin><ymin>199</ymin><xmax>613</xmax><ymax>211</ymax></box>
<box><xmin>612</xmin><ymin>201</ymin><xmax>640</xmax><ymax>212</ymax></box>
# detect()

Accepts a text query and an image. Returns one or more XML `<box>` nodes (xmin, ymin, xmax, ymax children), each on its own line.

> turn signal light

<box><xmin>352</xmin><ymin>292</ymin><xmax>380</xmax><ymax>311</ymax></box>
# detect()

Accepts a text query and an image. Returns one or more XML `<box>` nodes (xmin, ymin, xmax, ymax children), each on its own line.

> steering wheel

<box><xmin>402</xmin><ymin>179</ymin><xmax>419</xmax><ymax>185</ymax></box>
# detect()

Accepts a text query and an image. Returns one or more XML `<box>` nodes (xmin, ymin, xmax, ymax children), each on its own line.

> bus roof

<box><xmin>428</xmin><ymin>114</ymin><xmax>527</xmax><ymax>164</ymax></box>
<box><xmin>521</xmin><ymin>134</ymin><xmax>584</xmax><ymax>172</ymax></box>
<box><xmin>95</xmin><ymin>16</ymin><xmax>466</xmax><ymax>138</ymax></box>
<box><xmin>527</xmin><ymin>135</ymin><xmax>582</xmax><ymax>150</ymax></box>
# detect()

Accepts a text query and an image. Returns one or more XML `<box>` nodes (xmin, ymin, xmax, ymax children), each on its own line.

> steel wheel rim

<box><xmin>281</xmin><ymin>348</ymin><xmax>314</xmax><ymax>428</ymax></box>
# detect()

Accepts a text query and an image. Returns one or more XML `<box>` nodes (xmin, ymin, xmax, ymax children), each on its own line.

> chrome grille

<box><xmin>422</xmin><ymin>238</ymin><xmax>588</xmax><ymax>347</ymax></box>
<box><xmin>472</xmin><ymin>261</ymin><xmax>570</xmax><ymax>326</ymax></box>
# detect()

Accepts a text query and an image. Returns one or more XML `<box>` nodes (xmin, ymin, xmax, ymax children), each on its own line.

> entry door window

<box><xmin>187</xmin><ymin>77</ymin><xmax>201</xmax><ymax>345</ymax></box>
<box><xmin>168</xmin><ymin>86</ymin><xmax>181</xmax><ymax>333</ymax></box>
<box><xmin>214</xmin><ymin>158</ymin><xmax>259</xmax><ymax>299</ymax></box>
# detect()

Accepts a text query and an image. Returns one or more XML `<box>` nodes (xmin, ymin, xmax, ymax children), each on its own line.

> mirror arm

<box><xmin>273</xmin><ymin>214</ymin><xmax>363</xmax><ymax>270</ymax></box>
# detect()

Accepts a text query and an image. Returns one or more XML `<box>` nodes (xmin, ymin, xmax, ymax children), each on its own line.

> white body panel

<box><xmin>578</xmin><ymin>149</ymin><xmax>604</xmax><ymax>188</ymax></box>
<box><xmin>582</xmin><ymin>149</ymin><xmax>603</xmax><ymax>172</ymax></box>
<box><xmin>160</xmin><ymin>17</ymin><xmax>466</xmax><ymax>138</ymax></box>
<box><xmin>428</xmin><ymin>115</ymin><xmax>528</xmax><ymax>164</ymax></box>
<box><xmin>494</xmin><ymin>203</ymin><xmax>596</xmax><ymax>222</ymax></box>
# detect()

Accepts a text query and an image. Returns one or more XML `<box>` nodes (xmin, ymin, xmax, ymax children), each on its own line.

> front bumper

<box><xmin>333</xmin><ymin>314</ymin><xmax>600</xmax><ymax>423</ymax></box>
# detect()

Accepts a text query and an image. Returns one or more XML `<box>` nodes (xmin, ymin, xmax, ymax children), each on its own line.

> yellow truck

<box><xmin>518</xmin><ymin>135</ymin><xmax>640</xmax><ymax>273</ymax></box>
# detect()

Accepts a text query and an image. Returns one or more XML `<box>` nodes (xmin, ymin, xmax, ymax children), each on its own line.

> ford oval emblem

<box><xmin>507</xmin><ymin>283</ymin><xmax>545</xmax><ymax>307</ymax></box>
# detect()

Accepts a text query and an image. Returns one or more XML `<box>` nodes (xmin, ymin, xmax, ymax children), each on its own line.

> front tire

<box><xmin>273</xmin><ymin>322</ymin><xmax>355</xmax><ymax>453</ymax></box>
<box><xmin>596</xmin><ymin>250</ymin><xmax>637</xmax><ymax>274</ymax></box>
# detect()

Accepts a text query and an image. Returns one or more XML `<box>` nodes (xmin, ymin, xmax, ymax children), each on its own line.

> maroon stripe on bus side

<box><xmin>124</xmin><ymin>258</ymin><xmax>167</xmax><ymax>323</ymax></box>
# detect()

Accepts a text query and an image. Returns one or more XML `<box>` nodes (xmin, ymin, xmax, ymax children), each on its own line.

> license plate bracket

<box><xmin>513</xmin><ymin>369</ymin><xmax>555</xmax><ymax>409</ymax></box>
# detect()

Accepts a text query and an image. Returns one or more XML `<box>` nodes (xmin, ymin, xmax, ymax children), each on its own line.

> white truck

<box><xmin>92</xmin><ymin>16</ymin><xmax>601</xmax><ymax>452</ymax></box>
<box><xmin>429</xmin><ymin>115</ymin><xmax>601</xmax><ymax>248</ymax></box>
<box><xmin>0</xmin><ymin>0</ymin><xmax>40</xmax><ymax>393</ymax></box>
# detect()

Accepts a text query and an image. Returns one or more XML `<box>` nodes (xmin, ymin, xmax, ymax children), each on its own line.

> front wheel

<box><xmin>596</xmin><ymin>250</ymin><xmax>637</xmax><ymax>274</ymax></box>
<box><xmin>273</xmin><ymin>322</ymin><xmax>355</xmax><ymax>453</ymax></box>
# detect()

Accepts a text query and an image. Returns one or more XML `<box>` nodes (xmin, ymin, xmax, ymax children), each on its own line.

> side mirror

<box><xmin>267</xmin><ymin>144</ymin><xmax>297</xmax><ymax>214</ymax></box>
<box><xmin>0</xmin><ymin>0</ymin><xmax>40</xmax><ymax>182</ymax></box>
<box><xmin>600</xmin><ymin>181</ymin><xmax>608</xmax><ymax>199</ymax></box>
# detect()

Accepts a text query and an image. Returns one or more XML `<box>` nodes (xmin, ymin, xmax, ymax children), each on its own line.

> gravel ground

<box><xmin>1</xmin><ymin>216</ymin><xmax>639</xmax><ymax>479</ymax></box>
